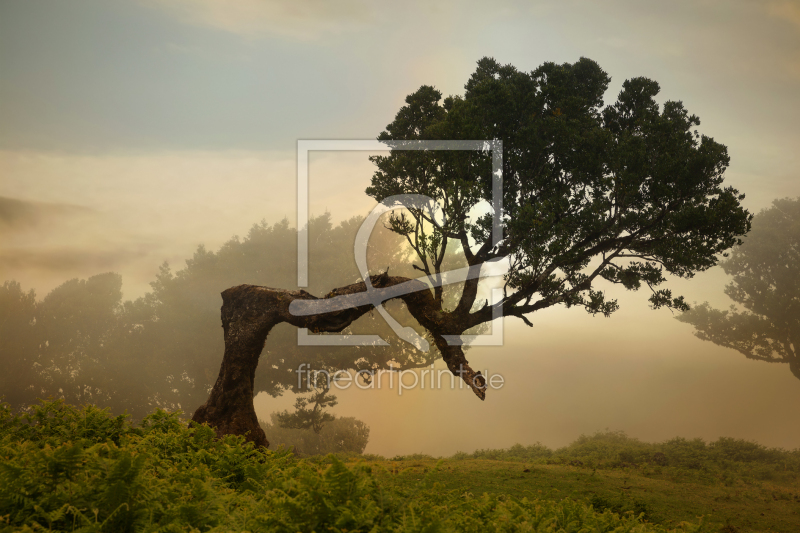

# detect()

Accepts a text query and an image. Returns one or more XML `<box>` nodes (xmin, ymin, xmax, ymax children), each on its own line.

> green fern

<box><xmin>0</xmin><ymin>399</ymin><xmax>707</xmax><ymax>533</ymax></box>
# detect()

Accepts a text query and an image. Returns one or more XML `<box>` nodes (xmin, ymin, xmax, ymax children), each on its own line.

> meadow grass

<box><xmin>363</xmin><ymin>431</ymin><xmax>800</xmax><ymax>533</ymax></box>
<box><xmin>1</xmin><ymin>400</ymin><xmax>796</xmax><ymax>532</ymax></box>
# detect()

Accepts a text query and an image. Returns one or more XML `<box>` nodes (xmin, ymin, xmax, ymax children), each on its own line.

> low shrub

<box><xmin>451</xmin><ymin>430</ymin><xmax>800</xmax><ymax>477</ymax></box>
<box><xmin>468</xmin><ymin>442</ymin><xmax>553</xmax><ymax>462</ymax></box>
<box><xmin>259</xmin><ymin>412</ymin><xmax>370</xmax><ymax>456</ymax></box>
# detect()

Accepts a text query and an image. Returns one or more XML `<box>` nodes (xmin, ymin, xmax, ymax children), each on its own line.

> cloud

<box><xmin>0</xmin><ymin>245</ymin><xmax>150</xmax><ymax>276</ymax></box>
<box><xmin>0</xmin><ymin>149</ymin><xmax>380</xmax><ymax>299</ymax></box>
<box><xmin>0</xmin><ymin>196</ymin><xmax>92</xmax><ymax>232</ymax></box>
<box><xmin>142</xmin><ymin>0</ymin><xmax>376</xmax><ymax>40</ymax></box>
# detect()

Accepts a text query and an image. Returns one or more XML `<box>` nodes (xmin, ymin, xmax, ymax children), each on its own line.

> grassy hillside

<box><xmin>1</xmin><ymin>400</ymin><xmax>797</xmax><ymax>532</ymax></box>
<box><xmin>372</xmin><ymin>438</ymin><xmax>800</xmax><ymax>533</ymax></box>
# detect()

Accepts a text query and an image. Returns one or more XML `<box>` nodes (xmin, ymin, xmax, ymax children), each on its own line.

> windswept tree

<box><xmin>678</xmin><ymin>197</ymin><xmax>800</xmax><ymax>380</ymax></box>
<box><xmin>193</xmin><ymin>56</ymin><xmax>752</xmax><ymax>448</ymax></box>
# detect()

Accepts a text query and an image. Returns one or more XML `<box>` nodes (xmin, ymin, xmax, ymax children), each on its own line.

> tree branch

<box><xmin>192</xmin><ymin>272</ymin><xmax>487</xmax><ymax>447</ymax></box>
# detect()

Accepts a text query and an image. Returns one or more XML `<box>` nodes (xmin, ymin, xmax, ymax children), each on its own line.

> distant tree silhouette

<box><xmin>35</xmin><ymin>273</ymin><xmax>123</xmax><ymax>406</ymax></box>
<box><xmin>1</xmin><ymin>274</ymin><xmax>129</xmax><ymax>409</ymax></box>
<box><xmin>678</xmin><ymin>197</ymin><xmax>800</xmax><ymax>380</ymax></box>
<box><xmin>0</xmin><ymin>281</ymin><xmax>38</xmax><ymax>405</ymax></box>
<box><xmin>1</xmin><ymin>214</ymin><xmax>456</xmax><ymax>424</ymax></box>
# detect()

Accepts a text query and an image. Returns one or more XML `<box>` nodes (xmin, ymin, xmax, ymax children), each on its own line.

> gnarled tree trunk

<box><xmin>192</xmin><ymin>272</ymin><xmax>486</xmax><ymax>447</ymax></box>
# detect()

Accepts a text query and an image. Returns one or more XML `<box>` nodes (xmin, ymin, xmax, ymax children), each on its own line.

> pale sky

<box><xmin>2</xmin><ymin>0</ymin><xmax>800</xmax><ymax>455</ymax></box>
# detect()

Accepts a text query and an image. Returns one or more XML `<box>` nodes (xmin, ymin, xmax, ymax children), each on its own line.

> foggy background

<box><xmin>2</xmin><ymin>0</ymin><xmax>800</xmax><ymax>456</ymax></box>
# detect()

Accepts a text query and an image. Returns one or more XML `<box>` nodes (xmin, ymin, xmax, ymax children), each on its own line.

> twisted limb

<box><xmin>191</xmin><ymin>272</ymin><xmax>486</xmax><ymax>447</ymax></box>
